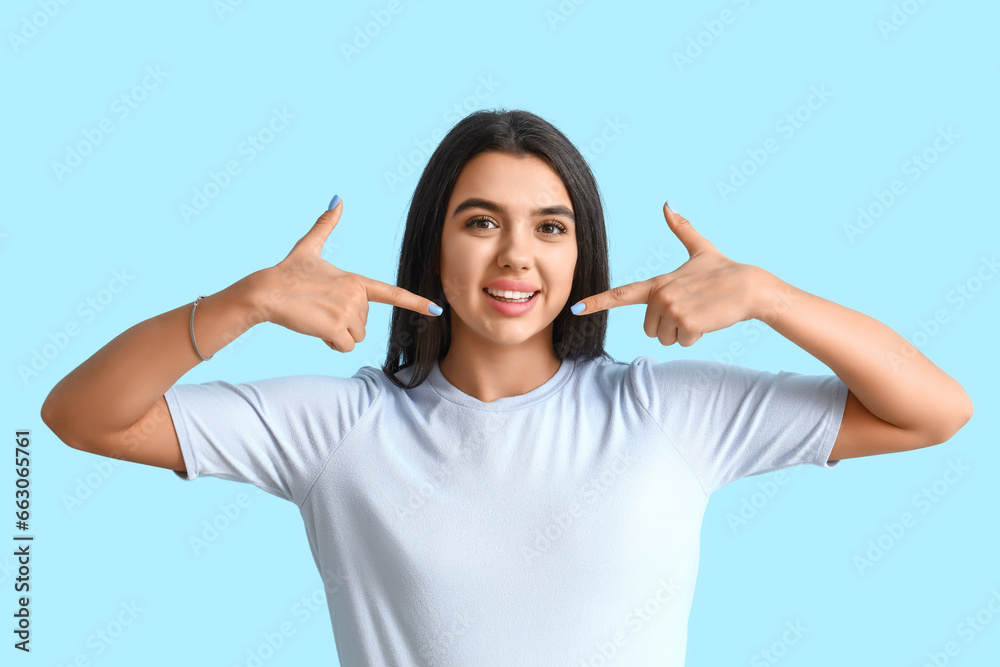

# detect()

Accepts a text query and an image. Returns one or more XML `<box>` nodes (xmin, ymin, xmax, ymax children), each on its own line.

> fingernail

<box><xmin>428</xmin><ymin>303</ymin><xmax>443</xmax><ymax>316</ymax></box>
<box><xmin>328</xmin><ymin>194</ymin><xmax>341</xmax><ymax>210</ymax></box>
<box><xmin>571</xmin><ymin>302</ymin><xmax>586</xmax><ymax>315</ymax></box>
<box><xmin>665</xmin><ymin>200</ymin><xmax>674</xmax><ymax>212</ymax></box>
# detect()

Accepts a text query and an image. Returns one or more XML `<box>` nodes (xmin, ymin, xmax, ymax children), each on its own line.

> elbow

<box><xmin>40</xmin><ymin>383</ymin><xmax>69</xmax><ymax>431</ymax></box>
<box><xmin>951</xmin><ymin>392</ymin><xmax>974</xmax><ymax>438</ymax></box>
<box><xmin>40</xmin><ymin>395</ymin><xmax>84</xmax><ymax>451</ymax></box>
<box><xmin>40</xmin><ymin>394</ymin><xmax>61</xmax><ymax>433</ymax></box>
<box><xmin>927</xmin><ymin>392</ymin><xmax>973</xmax><ymax>446</ymax></box>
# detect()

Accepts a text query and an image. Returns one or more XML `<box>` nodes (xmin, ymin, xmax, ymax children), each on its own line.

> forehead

<box><xmin>448</xmin><ymin>151</ymin><xmax>572</xmax><ymax>208</ymax></box>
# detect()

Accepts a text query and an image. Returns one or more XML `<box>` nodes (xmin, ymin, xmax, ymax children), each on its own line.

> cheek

<box><xmin>557</xmin><ymin>247</ymin><xmax>578</xmax><ymax>292</ymax></box>
<box><xmin>439</xmin><ymin>241</ymin><xmax>481</xmax><ymax>301</ymax></box>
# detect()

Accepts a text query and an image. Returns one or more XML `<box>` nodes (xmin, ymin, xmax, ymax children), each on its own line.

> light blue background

<box><xmin>6</xmin><ymin>0</ymin><xmax>998</xmax><ymax>665</ymax></box>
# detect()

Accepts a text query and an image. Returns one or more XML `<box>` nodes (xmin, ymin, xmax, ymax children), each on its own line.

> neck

<box><xmin>438</xmin><ymin>326</ymin><xmax>562</xmax><ymax>403</ymax></box>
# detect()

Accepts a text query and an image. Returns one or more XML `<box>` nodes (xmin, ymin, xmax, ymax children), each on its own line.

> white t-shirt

<box><xmin>164</xmin><ymin>354</ymin><xmax>848</xmax><ymax>666</ymax></box>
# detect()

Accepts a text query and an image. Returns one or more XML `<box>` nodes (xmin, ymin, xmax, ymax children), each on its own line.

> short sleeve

<box><xmin>163</xmin><ymin>370</ymin><xmax>382</xmax><ymax>506</ymax></box>
<box><xmin>628</xmin><ymin>356</ymin><xmax>848</xmax><ymax>496</ymax></box>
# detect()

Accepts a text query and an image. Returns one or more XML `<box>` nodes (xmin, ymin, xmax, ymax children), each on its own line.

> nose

<box><xmin>495</xmin><ymin>225</ymin><xmax>533</xmax><ymax>271</ymax></box>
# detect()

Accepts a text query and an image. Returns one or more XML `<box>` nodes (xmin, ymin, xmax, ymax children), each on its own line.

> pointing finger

<box><xmin>570</xmin><ymin>279</ymin><xmax>652</xmax><ymax>316</ymax></box>
<box><xmin>362</xmin><ymin>276</ymin><xmax>444</xmax><ymax>316</ymax></box>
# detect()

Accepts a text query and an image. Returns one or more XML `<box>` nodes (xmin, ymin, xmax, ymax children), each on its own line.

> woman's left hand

<box><xmin>571</xmin><ymin>202</ymin><xmax>770</xmax><ymax>347</ymax></box>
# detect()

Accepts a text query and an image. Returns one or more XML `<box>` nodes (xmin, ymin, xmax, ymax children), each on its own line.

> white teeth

<box><xmin>486</xmin><ymin>288</ymin><xmax>535</xmax><ymax>299</ymax></box>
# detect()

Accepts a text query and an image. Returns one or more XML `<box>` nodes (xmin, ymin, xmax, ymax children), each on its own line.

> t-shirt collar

<box><xmin>427</xmin><ymin>357</ymin><xmax>576</xmax><ymax>411</ymax></box>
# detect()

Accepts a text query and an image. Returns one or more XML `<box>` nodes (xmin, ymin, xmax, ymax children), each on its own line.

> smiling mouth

<box><xmin>483</xmin><ymin>288</ymin><xmax>539</xmax><ymax>303</ymax></box>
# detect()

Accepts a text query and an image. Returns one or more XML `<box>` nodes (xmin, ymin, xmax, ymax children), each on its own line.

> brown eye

<box><xmin>465</xmin><ymin>215</ymin><xmax>496</xmax><ymax>229</ymax></box>
<box><xmin>465</xmin><ymin>216</ymin><xmax>568</xmax><ymax>236</ymax></box>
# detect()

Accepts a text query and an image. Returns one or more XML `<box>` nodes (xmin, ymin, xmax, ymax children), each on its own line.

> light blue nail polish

<box><xmin>571</xmin><ymin>303</ymin><xmax>586</xmax><ymax>315</ymax></box>
<box><xmin>665</xmin><ymin>199</ymin><xmax>674</xmax><ymax>212</ymax></box>
<box><xmin>428</xmin><ymin>303</ymin><xmax>443</xmax><ymax>316</ymax></box>
<box><xmin>328</xmin><ymin>194</ymin><xmax>341</xmax><ymax>210</ymax></box>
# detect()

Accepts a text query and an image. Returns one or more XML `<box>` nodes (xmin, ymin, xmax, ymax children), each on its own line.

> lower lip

<box><xmin>483</xmin><ymin>289</ymin><xmax>539</xmax><ymax>315</ymax></box>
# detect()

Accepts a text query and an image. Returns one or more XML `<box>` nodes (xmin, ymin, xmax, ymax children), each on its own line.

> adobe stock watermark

<box><xmin>886</xmin><ymin>254</ymin><xmax>997</xmax><ymax>370</ymax></box>
<box><xmin>232</xmin><ymin>613</ymin><xmax>296</xmax><ymax>667</ymax></box>
<box><xmin>419</xmin><ymin>610</ymin><xmax>478</xmax><ymax>666</ymax></box>
<box><xmin>579</xmin><ymin>117</ymin><xmax>628</xmax><ymax>164</ymax></box>
<box><xmin>60</xmin><ymin>398</ymin><xmax>176</xmax><ymax>514</ymax></box>
<box><xmin>751</xmin><ymin>620</ymin><xmax>809</xmax><ymax>667</ymax></box>
<box><xmin>318</xmin><ymin>563</ymin><xmax>349</xmax><ymax>600</ymax></box>
<box><xmin>690</xmin><ymin>285</ymin><xmax>796</xmax><ymax>392</ymax></box>
<box><xmin>704</xmin><ymin>318</ymin><xmax>770</xmax><ymax>371</ymax></box>
<box><xmin>340</xmin><ymin>0</ymin><xmax>404</xmax><ymax>63</ymax></box>
<box><xmin>18</xmin><ymin>268</ymin><xmax>135</xmax><ymax>386</ymax></box>
<box><xmin>545</xmin><ymin>0</ymin><xmax>589</xmax><ymax>31</ymax></box>
<box><xmin>579</xmin><ymin>578</ymin><xmax>683</xmax><ymax>666</ymax></box>
<box><xmin>393</xmin><ymin>440</ymin><xmax>475</xmax><ymax>520</ymax></box>
<box><xmin>215</xmin><ymin>245</ymin><xmax>400</xmax><ymax>359</ymax></box>
<box><xmin>672</xmin><ymin>0</ymin><xmax>756</xmax><ymax>73</ymax></box>
<box><xmin>617</xmin><ymin>244</ymin><xmax>673</xmax><ymax>286</ymax></box>
<box><xmin>394</xmin><ymin>408</ymin><xmax>501</xmax><ymax>520</ymax></box>
<box><xmin>916</xmin><ymin>588</ymin><xmax>1000</xmax><ymax>666</ymax></box>
<box><xmin>210</xmin><ymin>268</ymin><xmax>314</xmax><ymax>359</ymax></box>
<box><xmin>289</xmin><ymin>585</ymin><xmax>327</xmax><ymax>625</ymax></box>
<box><xmin>55</xmin><ymin>599</ymin><xmax>145</xmax><ymax>666</ymax></box>
<box><xmin>178</xmin><ymin>106</ymin><xmax>295</xmax><ymax>223</ymax></box>
<box><xmin>853</xmin><ymin>459</ymin><xmax>970</xmax><ymax>576</ymax></box>
<box><xmin>384</xmin><ymin>75</ymin><xmax>502</xmax><ymax>192</ymax></box>
<box><xmin>715</xmin><ymin>85</ymin><xmax>833</xmax><ymax>202</ymax></box>
<box><xmin>522</xmin><ymin>449</ymin><xmax>639</xmax><ymax>565</ymax></box>
<box><xmin>51</xmin><ymin>65</ymin><xmax>169</xmax><ymax>183</ymax></box>
<box><xmin>232</xmin><ymin>582</ymin><xmax>332</xmax><ymax>667</ymax></box>
<box><xmin>8</xmin><ymin>0</ymin><xmax>73</xmax><ymax>54</ymax></box>
<box><xmin>188</xmin><ymin>487</ymin><xmax>266</xmax><ymax>557</ymax></box>
<box><xmin>61</xmin><ymin>458</ymin><xmax>124</xmax><ymax>515</ymax></box>
<box><xmin>843</xmin><ymin>126</ymin><xmax>959</xmax><ymax>244</ymax></box>
<box><xmin>877</xmin><ymin>0</ymin><xmax>932</xmax><ymax>41</ymax></box>
<box><xmin>725</xmin><ymin>470</ymin><xmax>793</xmax><ymax>535</ymax></box>
<box><xmin>213</xmin><ymin>0</ymin><xmax>249</xmax><ymax>21</ymax></box>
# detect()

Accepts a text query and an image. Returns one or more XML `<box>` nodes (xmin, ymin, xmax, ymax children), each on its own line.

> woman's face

<box><xmin>438</xmin><ymin>150</ymin><xmax>578</xmax><ymax>351</ymax></box>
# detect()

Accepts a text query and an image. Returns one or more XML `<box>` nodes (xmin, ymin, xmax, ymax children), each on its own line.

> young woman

<box><xmin>41</xmin><ymin>109</ymin><xmax>973</xmax><ymax>665</ymax></box>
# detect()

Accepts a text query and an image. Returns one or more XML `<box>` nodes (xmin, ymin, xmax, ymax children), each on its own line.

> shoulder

<box><xmin>618</xmin><ymin>354</ymin><xmax>743</xmax><ymax>393</ymax></box>
<box><xmin>192</xmin><ymin>369</ymin><xmax>384</xmax><ymax>416</ymax></box>
<box><xmin>567</xmin><ymin>354</ymin><xmax>732</xmax><ymax>399</ymax></box>
<box><xmin>240</xmin><ymin>369</ymin><xmax>382</xmax><ymax>396</ymax></box>
<box><xmin>599</xmin><ymin>356</ymin><xmax>801</xmax><ymax>417</ymax></box>
<box><xmin>622</xmin><ymin>356</ymin><xmax>846</xmax><ymax>419</ymax></box>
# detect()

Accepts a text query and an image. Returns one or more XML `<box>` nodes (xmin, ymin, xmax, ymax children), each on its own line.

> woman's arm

<box><xmin>571</xmin><ymin>202</ymin><xmax>973</xmax><ymax>460</ymax></box>
<box><xmin>41</xmin><ymin>199</ymin><xmax>442</xmax><ymax>467</ymax></box>
<box><xmin>40</xmin><ymin>274</ymin><xmax>266</xmax><ymax>458</ymax></box>
<box><xmin>751</xmin><ymin>268</ymin><xmax>973</xmax><ymax>460</ymax></box>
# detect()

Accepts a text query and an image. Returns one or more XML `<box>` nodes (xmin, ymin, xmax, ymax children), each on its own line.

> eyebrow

<box><xmin>450</xmin><ymin>197</ymin><xmax>575</xmax><ymax>224</ymax></box>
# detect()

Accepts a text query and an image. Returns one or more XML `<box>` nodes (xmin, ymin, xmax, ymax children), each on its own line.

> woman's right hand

<box><xmin>250</xmin><ymin>197</ymin><xmax>442</xmax><ymax>353</ymax></box>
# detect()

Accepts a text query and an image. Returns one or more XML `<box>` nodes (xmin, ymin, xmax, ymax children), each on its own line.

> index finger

<box><xmin>361</xmin><ymin>276</ymin><xmax>443</xmax><ymax>316</ymax></box>
<box><xmin>570</xmin><ymin>279</ymin><xmax>652</xmax><ymax>315</ymax></box>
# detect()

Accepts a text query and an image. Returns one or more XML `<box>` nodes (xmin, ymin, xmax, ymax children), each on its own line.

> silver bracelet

<box><xmin>190</xmin><ymin>295</ymin><xmax>213</xmax><ymax>361</ymax></box>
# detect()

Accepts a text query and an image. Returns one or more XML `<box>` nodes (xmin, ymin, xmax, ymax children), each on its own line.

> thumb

<box><xmin>663</xmin><ymin>201</ymin><xmax>715</xmax><ymax>257</ymax></box>
<box><xmin>295</xmin><ymin>194</ymin><xmax>343</xmax><ymax>256</ymax></box>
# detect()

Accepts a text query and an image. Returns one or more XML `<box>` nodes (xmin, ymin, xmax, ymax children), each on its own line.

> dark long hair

<box><xmin>381</xmin><ymin>109</ymin><xmax>613</xmax><ymax>389</ymax></box>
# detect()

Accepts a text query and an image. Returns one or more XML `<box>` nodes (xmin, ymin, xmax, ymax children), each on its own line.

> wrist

<box><xmin>227</xmin><ymin>270</ymin><xmax>274</xmax><ymax>327</ymax></box>
<box><xmin>748</xmin><ymin>266</ymin><xmax>790</xmax><ymax>326</ymax></box>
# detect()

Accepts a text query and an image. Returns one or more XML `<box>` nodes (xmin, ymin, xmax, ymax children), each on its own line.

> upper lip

<box><xmin>484</xmin><ymin>279</ymin><xmax>540</xmax><ymax>293</ymax></box>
